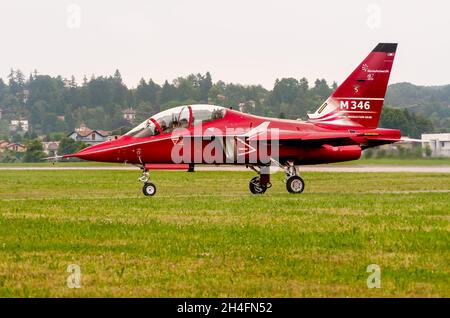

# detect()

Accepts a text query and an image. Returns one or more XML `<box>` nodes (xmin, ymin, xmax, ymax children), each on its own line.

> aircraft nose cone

<box><xmin>64</xmin><ymin>140</ymin><xmax>118</xmax><ymax>162</ymax></box>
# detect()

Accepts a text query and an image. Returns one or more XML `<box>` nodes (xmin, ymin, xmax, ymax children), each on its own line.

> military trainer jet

<box><xmin>64</xmin><ymin>43</ymin><xmax>401</xmax><ymax>196</ymax></box>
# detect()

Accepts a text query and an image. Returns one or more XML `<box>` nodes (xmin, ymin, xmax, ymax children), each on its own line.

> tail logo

<box><xmin>362</xmin><ymin>63</ymin><xmax>390</xmax><ymax>74</ymax></box>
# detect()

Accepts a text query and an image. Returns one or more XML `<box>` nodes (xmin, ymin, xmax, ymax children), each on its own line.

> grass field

<box><xmin>0</xmin><ymin>170</ymin><xmax>449</xmax><ymax>297</ymax></box>
<box><xmin>336</xmin><ymin>158</ymin><xmax>450</xmax><ymax>166</ymax></box>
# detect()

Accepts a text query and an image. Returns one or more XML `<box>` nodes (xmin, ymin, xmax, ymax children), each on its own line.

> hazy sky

<box><xmin>0</xmin><ymin>0</ymin><xmax>449</xmax><ymax>89</ymax></box>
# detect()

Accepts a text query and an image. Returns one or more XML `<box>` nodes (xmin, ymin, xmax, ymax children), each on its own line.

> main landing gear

<box><xmin>139</xmin><ymin>169</ymin><xmax>157</xmax><ymax>196</ymax></box>
<box><xmin>247</xmin><ymin>161</ymin><xmax>305</xmax><ymax>195</ymax></box>
<box><xmin>248</xmin><ymin>166</ymin><xmax>272</xmax><ymax>194</ymax></box>
<box><xmin>283</xmin><ymin>162</ymin><xmax>305</xmax><ymax>194</ymax></box>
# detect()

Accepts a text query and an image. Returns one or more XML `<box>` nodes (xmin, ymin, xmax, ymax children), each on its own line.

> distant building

<box><xmin>9</xmin><ymin>119</ymin><xmax>29</xmax><ymax>132</ymax></box>
<box><xmin>16</xmin><ymin>90</ymin><xmax>30</xmax><ymax>104</ymax></box>
<box><xmin>6</xmin><ymin>143</ymin><xmax>26</xmax><ymax>153</ymax></box>
<box><xmin>68</xmin><ymin>123</ymin><xmax>110</xmax><ymax>145</ymax></box>
<box><xmin>122</xmin><ymin>108</ymin><xmax>136</xmax><ymax>123</ymax></box>
<box><xmin>421</xmin><ymin>133</ymin><xmax>450</xmax><ymax>157</ymax></box>
<box><xmin>0</xmin><ymin>108</ymin><xmax>3</xmax><ymax>119</ymax></box>
<box><xmin>57</xmin><ymin>115</ymin><xmax>65</xmax><ymax>122</ymax></box>
<box><xmin>42</xmin><ymin>141</ymin><xmax>60</xmax><ymax>157</ymax></box>
<box><xmin>0</xmin><ymin>141</ymin><xmax>26</xmax><ymax>153</ymax></box>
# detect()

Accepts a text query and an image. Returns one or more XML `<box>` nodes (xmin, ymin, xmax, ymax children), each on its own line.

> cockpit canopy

<box><xmin>126</xmin><ymin>104</ymin><xmax>226</xmax><ymax>138</ymax></box>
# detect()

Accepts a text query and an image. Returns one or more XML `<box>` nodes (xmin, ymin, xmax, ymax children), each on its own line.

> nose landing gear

<box><xmin>139</xmin><ymin>169</ymin><xmax>157</xmax><ymax>196</ymax></box>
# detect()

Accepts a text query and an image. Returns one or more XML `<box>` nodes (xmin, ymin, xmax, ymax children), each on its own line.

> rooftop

<box><xmin>72</xmin><ymin>123</ymin><xmax>110</xmax><ymax>137</ymax></box>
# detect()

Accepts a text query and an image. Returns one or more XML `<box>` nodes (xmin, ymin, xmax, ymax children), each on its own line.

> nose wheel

<box><xmin>143</xmin><ymin>182</ymin><xmax>157</xmax><ymax>196</ymax></box>
<box><xmin>139</xmin><ymin>168</ymin><xmax>157</xmax><ymax>196</ymax></box>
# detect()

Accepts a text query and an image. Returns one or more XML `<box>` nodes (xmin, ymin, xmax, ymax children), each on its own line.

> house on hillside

<box><xmin>42</xmin><ymin>141</ymin><xmax>60</xmax><ymax>157</ymax></box>
<box><xmin>68</xmin><ymin>123</ymin><xmax>110</xmax><ymax>145</ymax></box>
<box><xmin>122</xmin><ymin>108</ymin><xmax>136</xmax><ymax>123</ymax></box>
<box><xmin>0</xmin><ymin>141</ymin><xmax>26</xmax><ymax>153</ymax></box>
<box><xmin>6</xmin><ymin>143</ymin><xmax>26</xmax><ymax>152</ymax></box>
<box><xmin>421</xmin><ymin>133</ymin><xmax>450</xmax><ymax>157</ymax></box>
<box><xmin>9</xmin><ymin>119</ymin><xmax>29</xmax><ymax>132</ymax></box>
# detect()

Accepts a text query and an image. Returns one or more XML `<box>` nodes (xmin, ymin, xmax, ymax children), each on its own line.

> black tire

<box><xmin>249</xmin><ymin>176</ymin><xmax>267</xmax><ymax>194</ymax></box>
<box><xmin>142</xmin><ymin>182</ymin><xmax>157</xmax><ymax>196</ymax></box>
<box><xmin>286</xmin><ymin>176</ymin><xmax>305</xmax><ymax>194</ymax></box>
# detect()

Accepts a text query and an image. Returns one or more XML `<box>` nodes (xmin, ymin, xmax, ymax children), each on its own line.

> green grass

<box><xmin>335</xmin><ymin>158</ymin><xmax>450</xmax><ymax>166</ymax></box>
<box><xmin>0</xmin><ymin>170</ymin><xmax>449</xmax><ymax>297</ymax></box>
<box><xmin>0</xmin><ymin>161</ymin><xmax>122</xmax><ymax>167</ymax></box>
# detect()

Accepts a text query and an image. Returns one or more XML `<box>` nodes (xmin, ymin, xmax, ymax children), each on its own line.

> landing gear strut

<box><xmin>139</xmin><ymin>169</ymin><xmax>157</xmax><ymax>196</ymax></box>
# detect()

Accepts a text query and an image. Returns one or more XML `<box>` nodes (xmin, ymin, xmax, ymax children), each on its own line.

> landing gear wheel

<box><xmin>142</xmin><ymin>182</ymin><xmax>157</xmax><ymax>196</ymax></box>
<box><xmin>249</xmin><ymin>177</ymin><xmax>267</xmax><ymax>194</ymax></box>
<box><xmin>286</xmin><ymin>176</ymin><xmax>305</xmax><ymax>194</ymax></box>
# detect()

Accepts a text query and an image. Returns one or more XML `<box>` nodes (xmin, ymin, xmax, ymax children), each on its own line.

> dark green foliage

<box><xmin>23</xmin><ymin>139</ymin><xmax>46</xmax><ymax>162</ymax></box>
<box><xmin>57</xmin><ymin>137</ymin><xmax>87</xmax><ymax>156</ymax></box>
<box><xmin>380</xmin><ymin>106</ymin><xmax>433</xmax><ymax>138</ymax></box>
<box><xmin>0</xmin><ymin>149</ymin><xmax>21</xmax><ymax>163</ymax></box>
<box><xmin>386</xmin><ymin>83</ymin><xmax>450</xmax><ymax>133</ymax></box>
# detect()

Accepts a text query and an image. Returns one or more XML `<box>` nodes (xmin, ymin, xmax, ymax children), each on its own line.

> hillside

<box><xmin>385</xmin><ymin>83</ymin><xmax>450</xmax><ymax>132</ymax></box>
<box><xmin>386</xmin><ymin>82</ymin><xmax>450</xmax><ymax>108</ymax></box>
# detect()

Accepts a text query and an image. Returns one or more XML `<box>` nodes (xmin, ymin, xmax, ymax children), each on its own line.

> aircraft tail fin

<box><xmin>308</xmin><ymin>43</ymin><xmax>397</xmax><ymax>128</ymax></box>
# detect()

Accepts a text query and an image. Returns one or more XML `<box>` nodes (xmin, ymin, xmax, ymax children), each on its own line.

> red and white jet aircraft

<box><xmin>64</xmin><ymin>43</ymin><xmax>401</xmax><ymax>196</ymax></box>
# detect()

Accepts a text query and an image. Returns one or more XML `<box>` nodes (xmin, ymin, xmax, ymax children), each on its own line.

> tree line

<box><xmin>0</xmin><ymin>69</ymin><xmax>439</xmax><ymax>143</ymax></box>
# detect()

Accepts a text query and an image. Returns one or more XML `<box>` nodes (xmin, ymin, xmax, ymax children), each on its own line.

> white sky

<box><xmin>0</xmin><ymin>0</ymin><xmax>448</xmax><ymax>89</ymax></box>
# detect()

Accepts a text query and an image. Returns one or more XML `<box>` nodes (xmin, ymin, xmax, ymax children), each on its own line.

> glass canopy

<box><xmin>126</xmin><ymin>105</ymin><xmax>226</xmax><ymax>137</ymax></box>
